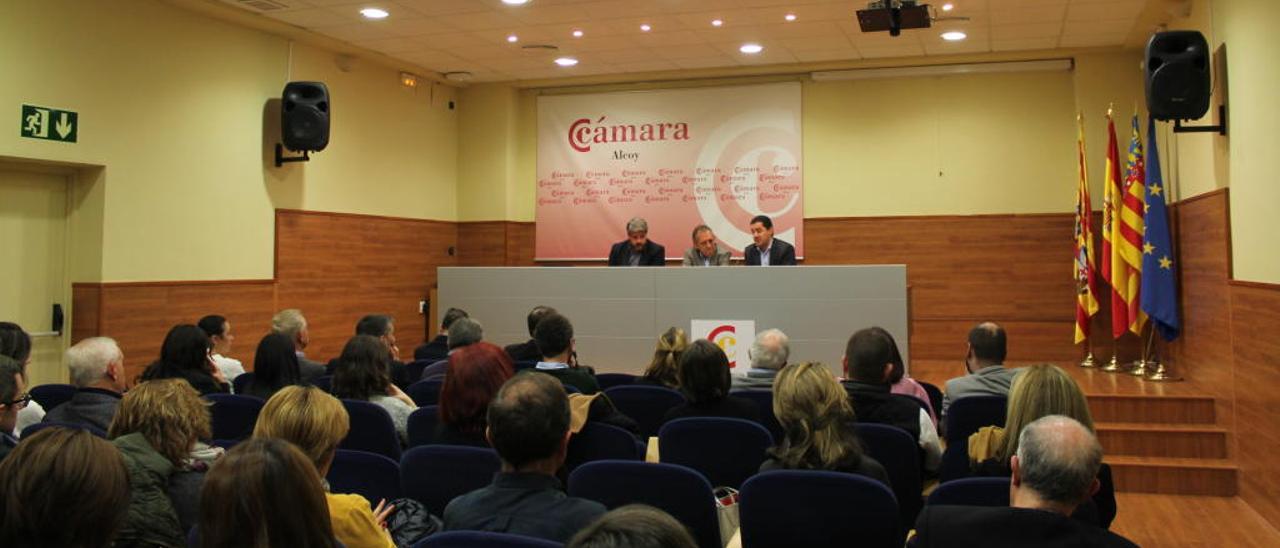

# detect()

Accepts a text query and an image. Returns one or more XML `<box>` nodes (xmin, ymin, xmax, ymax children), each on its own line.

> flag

<box><xmin>1100</xmin><ymin>113</ymin><xmax>1124</xmax><ymax>338</ymax></box>
<box><xmin>1140</xmin><ymin>117</ymin><xmax>1180</xmax><ymax>341</ymax></box>
<box><xmin>1121</xmin><ymin>114</ymin><xmax>1148</xmax><ymax>335</ymax></box>
<box><xmin>1074</xmin><ymin>115</ymin><xmax>1100</xmax><ymax>344</ymax></box>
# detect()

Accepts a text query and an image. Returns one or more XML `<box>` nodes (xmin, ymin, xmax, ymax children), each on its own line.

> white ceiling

<box><xmin>227</xmin><ymin>0</ymin><xmax>1153</xmax><ymax>82</ymax></box>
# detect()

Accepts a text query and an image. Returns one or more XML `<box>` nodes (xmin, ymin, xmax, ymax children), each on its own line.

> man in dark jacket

<box><xmin>842</xmin><ymin>328</ymin><xmax>941</xmax><ymax>473</ymax></box>
<box><xmin>505</xmin><ymin>305</ymin><xmax>557</xmax><ymax>363</ymax></box>
<box><xmin>415</xmin><ymin>307</ymin><xmax>469</xmax><ymax>362</ymax></box>
<box><xmin>607</xmin><ymin>217</ymin><xmax>665</xmax><ymax>266</ymax></box>
<box><xmin>44</xmin><ymin>337</ymin><xmax>127</xmax><ymax>432</ymax></box>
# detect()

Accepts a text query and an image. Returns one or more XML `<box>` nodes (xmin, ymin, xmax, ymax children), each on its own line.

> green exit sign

<box><xmin>21</xmin><ymin>104</ymin><xmax>78</xmax><ymax>143</ymax></box>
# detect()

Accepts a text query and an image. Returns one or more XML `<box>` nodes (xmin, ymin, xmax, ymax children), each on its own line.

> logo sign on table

<box><xmin>691</xmin><ymin>320</ymin><xmax>756</xmax><ymax>370</ymax></box>
<box><xmin>536</xmin><ymin>83</ymin><xmax>803</xmax><ymax>260</ymax></box>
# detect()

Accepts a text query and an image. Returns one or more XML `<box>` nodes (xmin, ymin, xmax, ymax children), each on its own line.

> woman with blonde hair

<box><xmin>109</xmin><ymin>378</ymin><xmax>217</xmax><ymax>546</ymax></box>
<box><xmin>968</xmin><ymin>363</ymin><xmax>1115</xmax><ymax>527</ymax></box>
<box><xmin>637</xmin><ymin>327</ymin><xmax>687</xmax><ymax>388</ymax></box>
<box><xmin>759</xmin><ymin>362</ymin><xmax>889</xmax><ymax>486</ymax></box>
<box><xmin>253</xmin><ymin>385</ymin><xmax>396</xmax><ymax>548</ymax></box>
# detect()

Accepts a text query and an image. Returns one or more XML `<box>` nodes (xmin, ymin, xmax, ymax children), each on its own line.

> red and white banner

<box><xmin>536</xmin><ymin>83</ymin><xmax>803</xmax><ymax>260</ymax></box>
<box><xmin>691</xmin><ymin>319</ymin><xmax>756</xmax><ymax>370</ymax></box>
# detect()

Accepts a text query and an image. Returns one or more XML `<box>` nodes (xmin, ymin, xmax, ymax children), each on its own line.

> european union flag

<box><xmin>1140</xmin><ymin>117</ymin><xmax>1180</xmax><ymax>341</ymax></box>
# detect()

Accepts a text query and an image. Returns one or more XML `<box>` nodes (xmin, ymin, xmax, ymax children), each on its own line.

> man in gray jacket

<box><xmin>44</xmin><ymin>337</ymin><xmax>127</xmax><ymax>432</ymax></box>
<box><xmin>942</xmin><ymin>322</ymin><xmax>1020</xmax><ymax>419</ymax></box>
<box><xmin>682</xmin><ymin>224</ymin><xmax>732</xmax><ymax>266</ymax></box>
<box><xmin>731</xmin><ymin>329</ymin><xmax>789</xmax><ymax>390</ymax></box>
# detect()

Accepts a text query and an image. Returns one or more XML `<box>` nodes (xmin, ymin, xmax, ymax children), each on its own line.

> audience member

<box><xmin>744</xmin><ymin>214</ymin><xmax>797</xmax><ymax>266</ymax></box>
<box><xmin>443</xmin><ymin>373</ymin><xmax>606</xmax><ymax>542</ymax></box>
<box><xmin>253</xmin><ymin>386</ymin><xmax>396</xmax><ymax>548</ymax></box>
<box><xmin>760</xmin><ymin>362</ymin><xmax>890</xmax><ymax>486</ymax></box>
<box><xmin>912</xmin><ymin>416</ymin><xmax>1136</xmax><ymax>548</ymax></box>
<box><xmin>242</xmin><ymin>333</ymin><xmax>303</xmax><ymax>400</ymax></box>
<box><xmin>272</xmin><ymin>308</ymin><xmax>326</xmax><ymax>382</ymax></box>
<box><xmin>607</xmin><ymin>217</ymin><xmax>666</xmax><ymax>267</ymax></box>
<box><xmin>438</xmin><ymin>342</ymin><xmax>513</xmax><ymax>447</ymax></box>
<box><xmin>200</xmin><ymin>437</ymin><xmax>343</xmax><ymax>548</ymax></box>
<box><xmin>0</xmin><ymin>322</ymin><xmax>43</xmax><ymax>434</ymax></box>
<box><xmin>533</xmin><ymin>313</ymin><xmax>601</xmax><ymax>394</ymax></box>
<box><xmin>0</xmin><ymin>427</ymin><xmax>130</xmax><ymax>548</ymax></box>
<box><xmin>568</xmin><ymin>504</ymin><xmax>698</xmax><ymax>548</ymax></box>
<box><xmin>663</xmin><ymin>340</ymin><xmax>761</xmax><ymax>424</ymax></box>
<box><xmin>109</xmin><ymin>379</ymin><xmax>217</xmax><ymax>543</ymax></box>
<box><xmin>140</xmin><ymin>324</ymin><xmax>229</xmax><ymax>395</ymax></box>
<box><xmin>0</xmin><ymin>357</ymin><xmax>25</xmax><ymax>461</ymax></box>
<box><xmin>637</xmin><ymin>327</ymin><xmax>687</xmax><ymax>388</ymax></box>
<box><xmin>681</xmin><ymin>224</ymin><xmax>732</xmax><ymax>267</ymax></box>
<box><xmin>354</xmin><ymin>314</ymin><xmax>411</xmax><ymax>389</ymax></box>
<box><xmin>968</xmin><ymin>363</ymin><xmax>1116</xmax><ymax>528</ymax></box>
<box><xmin>420</xmin><ymin>316</ymin><xmax>484</xmax><ymax>382</ymax></box>
<box><xmin>505</xmin><ymin>305</ymin><xmax>557</xmax><ymax>363</ymax></box>
<box><xmin>331</xmin><ymin>335</ymin><xmax>416</xmax><ymax>444</ymax></box>
<box><xmin>731</xmin><ymin>328</ymin><xmax>790</xmax><ymax>390</ymax></box>
<box><xmin>44</xmin><ymin>336</ymin><xmax>127</xmax><ymax>431</ymax></box>
<box><xmin>842</xmin><ymin>328</ymin><xmax>941</xmax><ymax>473</ymax></box>
<box><xmin>870</xmin><ymin>326</ymin><xmax>936</xmax><ymax>427</ymax></box>
<box><xmin>415</xmin><ymin>307</ymin><xmax>469</xmax><ymax>362</ymax></box>
<box><xmin>198</xmin><ymin>314</ymin><xmax>245</xmax><ymax>383</ymax></box>
<box><xmin>942</xmin><ymin>321</ymin><xmax>1020</xmax><ymax>419</ymax></box>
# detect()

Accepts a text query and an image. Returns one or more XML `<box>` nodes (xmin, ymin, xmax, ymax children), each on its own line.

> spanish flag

<box><xmin>1074</xmin><ymin>115</ymin><xmax>1100</xmax><ymax>344</ymax></box>
<box><xmin>1101</xmin><ymin>112</ymin><xmax>1123</xmax><ymax>338</ymax></box>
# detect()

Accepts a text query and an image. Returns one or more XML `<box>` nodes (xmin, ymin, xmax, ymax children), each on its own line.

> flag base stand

<box><xmin>1144</xmin><ymin>361</ymin><xmax>1182</xmax><ymax>382</ymax></box>
<box><xmin>1080</xmin><ymin>352</ymin><xmax>1098</xmax><ymax>368</ymax></box>
<box><xmin>1101</xmin><ymin>354</ymin><xmax>1124</xmax><ymax>372</ymax></box>
<box><xmin>1129</xmin><ymin>359</ymin><xmax>1149</xmax><ymax>377</ymax></box>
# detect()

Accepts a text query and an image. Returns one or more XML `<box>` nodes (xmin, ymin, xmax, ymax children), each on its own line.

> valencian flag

<box><xmin>1121</xmin><ymin>114</ymin><xmax>1148</xmax><ymax>335</ymax></box>
<box><xmin>1140</xmin><ymin>117</ymin><xmax>1180</xmax><ymax>341</ymax></box>
<box><xmin>1074</xmin><ymin>115</ymin><xmax>1100</xmax><ymax>344</ymax></box>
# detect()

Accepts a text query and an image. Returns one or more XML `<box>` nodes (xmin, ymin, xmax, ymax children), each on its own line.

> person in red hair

<box><xmin>437</xmin><ymin>342</ymin><xmax>514</xmax><ymax>447</ymax></box>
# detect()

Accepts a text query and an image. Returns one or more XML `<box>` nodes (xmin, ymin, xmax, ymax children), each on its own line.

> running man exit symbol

<box><xmin>21</xmin><ymin>104</ymin><xmax>78</xmax><ymax>143</ymax></box>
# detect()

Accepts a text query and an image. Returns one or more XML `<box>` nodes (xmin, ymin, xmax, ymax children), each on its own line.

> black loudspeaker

<box><xmin>1145</xmin><ymin>31</ymin><xmax>1211</xmax><ymax>121</ymax></box>
<box><xmin>282</xmin><ymin>81</ymin><xmax>330</xmax><ymax>151</ymax></box>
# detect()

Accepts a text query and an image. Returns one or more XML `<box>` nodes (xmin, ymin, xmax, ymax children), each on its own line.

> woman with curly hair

<box><xmin>636</xmin><ymin>327</ymin><xmax>686</xmax><ymax>389</ymax></box>
<box><xmin>109</xmin><ymin>379</ymin><xmax>217</xmax><ymax>545</ymax></box>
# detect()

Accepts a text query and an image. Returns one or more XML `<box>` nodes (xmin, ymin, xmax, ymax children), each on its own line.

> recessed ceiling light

<box><xmin>739</xmin><ymin>43</ymin><xmax>764</xmax><ymax>54</ymax></box>
<box><xmin>507</xmin><ymin>34</ymin><xmax>519</xmax><ymax>43</ymax></box>
<box><xmin>502</xmin><ymin>0</ymin><xmax>530</xmax><ymax>5</ymax></box>
<box><xmin>941</xmin><ymin>31</ymin><xmax>967</xmax><ymax>41</ymax></box>
<box><xmin>572</xmin><ymin>29</ymin><xmax>584</xmax><ymax>38</ymax></box>
<box><xmin>784</xmin><ymin>13</ymin><xmax>797</xmax><ymax>22</ymax></box>
<box><xmin>711</xmin><ymin>19</ymin><xmax>723</xmax><ymax>27</ymax></box>
<box><xmin>554</xmin><ymin>57</ymin><xmax>579</xmax><ymax>67</ymax></box>
<box><xmin>359</xmin><ymin>7</ymin><xmax>389</xmax><ymax>19</ymax></box>
<box><xmin>942</xmin><ymin>3</ymin><xmax>955</xmax><ymax>11</ymax></box>
<box><xmin>640</xmin><ymin>24</ymin><xmax>652</xmax><ymax>32</ymax></box>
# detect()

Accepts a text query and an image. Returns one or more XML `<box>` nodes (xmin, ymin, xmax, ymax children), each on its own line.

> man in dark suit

<box><xmin>843</xmin><ymin>328</ymin><xmax>941</xmax><ymax>473</ymax></box>
<box><xmin>505</xmin><ymin>305</ymin><xmax>557</xmax><ymax>363</ymax></box>
<box><xmin>912</xmin><ymin>415</ymin><xmax>1136</xmax><ymax>548</ymax></box>
<box><xmin>414</xmin><ymin>307</ymin><xmax>468</xmax><ymax>362</ymax></box>
<box><xmin>272</xmin><ymin>308</ymin><xmax>326</xmax><ymax>383</ymax></box>
<box><xmin>607</xmin><ymin>217</ymin><xmax>665</xmax><ymax>266</ymax></box>
<box><xmin>743</xmin><ymin>214</ymin><xmax>796</xmax><ymax>265</ymax></box>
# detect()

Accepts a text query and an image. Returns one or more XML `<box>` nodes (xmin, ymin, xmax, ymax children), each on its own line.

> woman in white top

<box><xmin>0</xmin><ymin>323</ymin><xmax>44</xmax><ymax>436</ymax></box>
<box><xmin>330</xmin><ymin>335</ymin><xmax>416</xmax><ymax>444</ymax></box>
<box><xmin>197</xmin><ymin>315</ymin><xmax>245</xmax><ymax>386</ymax></box>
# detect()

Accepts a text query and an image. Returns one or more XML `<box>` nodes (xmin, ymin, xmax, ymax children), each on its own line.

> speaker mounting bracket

<box><xmin>275</xmin><ymin>143</ymin><xmax>311</xmax><ymax>167</ymax></box>
<box><xmin>1172</xmin><ymin>105</ymin><xmax>1227</xmax><ymax>136</ymax></box>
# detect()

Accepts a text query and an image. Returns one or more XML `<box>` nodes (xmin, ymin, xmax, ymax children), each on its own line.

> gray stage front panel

<box><xmin>437</xmin><ymin>266</ymin><xmax>908</xmax><ymax>375</ymax></box>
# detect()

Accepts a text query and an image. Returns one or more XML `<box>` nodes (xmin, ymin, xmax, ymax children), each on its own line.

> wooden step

<box><xmin>1087</xmin><ymin>394</ymin><xmax>1217</xmax><ymax>424</ymax></box>
<box><xmin>1109</xmin><ymin>456</ymin><xmax>1237</xmax><ymax>496</ymax></box>
<box><xmin>1096</xmin><ymin>422</ymin><xmax>1229</xmax><ymax>459</ymax></box>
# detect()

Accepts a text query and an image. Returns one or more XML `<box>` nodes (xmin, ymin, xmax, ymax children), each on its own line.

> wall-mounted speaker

<box><xmin>1145</xmin><ymin>31</ymin><xmax>1211</xmax><ymax>121</ymax></box>
<box><xmin>282</xmin><ymin>81</ymin><xmax>330</xmax><ymax>152</ymax></box>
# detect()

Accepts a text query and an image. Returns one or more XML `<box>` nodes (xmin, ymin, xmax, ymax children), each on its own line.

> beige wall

<box><xmin>459</xmin><ymin>51</ymin><xmax>1146</xmax><ymax>222</ymax></box>
<box><xmin>0</xmin><ymin>0</ymin><xmax>458</xmax><ymax>283</ymax></box>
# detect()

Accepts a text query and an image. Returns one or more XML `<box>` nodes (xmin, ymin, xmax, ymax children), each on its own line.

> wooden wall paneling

<box><xmin>505</xmin><ymin>221</ymin><xmax>536</xmax><ymax>266</ymax></box>
<box><xmin>70</xmin><ymin>283</ymin><xmax>102</xmax><ymax>343</ymax></box>
<box><xmin>274</xmin><ymin>210</ymin><xmax>457</xmax><ymax>363</ymax></box>
<box><xmin>1229</xmin><ymin>281</ymin><xmax>1280</xmax><ymax>528</ymax></box>
<box><xmin>457</xmin><ymin>221</ymin><xmax>509</xmax><ymax>266</ymax></box>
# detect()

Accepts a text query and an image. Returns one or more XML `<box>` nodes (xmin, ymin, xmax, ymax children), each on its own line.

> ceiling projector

<box><xmin>857</xmin><ymin>1</ymin><xmax>932</xmax><ymax>37</ymax></box>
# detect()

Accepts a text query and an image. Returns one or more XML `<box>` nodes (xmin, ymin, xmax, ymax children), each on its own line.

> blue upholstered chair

<box><xmin>327</xmin><ymin>449</ymin><xmax>402</xmax><ymax>506</ymax></box>
<box><xmin>400</xmin><ymin>445</ymin><xmax>500</xmax><ymax>516</ymax></box>
<box><xmin>594</xmin><ymin>373</ymin><xmax>637</xmax><ymax>391</ymax></box>
<box><xmin>730</xmin><ymin>389</ymin><xmax>784</xmax><ymax>442</ymax></box>
<box><xmin>231</xmin><ymin>372</ymin><xmax>254</xmax><ymax>395</ymax></box>
<box><xmin>413</xmin><ymin>531</ymin><xmax>561</xmax><ymax>548</ymax></box>
<box><xmin>205</xmin><ymin>393</ymin><xmax>265</xmax><ymax>440</ymax></box>
<box><xmin>926</xmin><ymin>476</ymin><xmax>1010</xmax><ymax>507</ymax></box>
<box><xmin>565</xmin><ymin>421</ymin><xmax>643</xmax><ymax>474</ymax></box>
<box><xmin>658</xmin><ymin>417</ymin><xmax>772</xmax><ymax>489</ymax></box>
<box><xmin>569</xmin><ymin>460</ymin><xmax>721</xmax><ymax>548</ymax></box>
<box><xmin>603</xmin><ymin>385</ymin><xmax>685</xmax><ymax>438</ymax></box>
<box><xmin>339</xmin><ymin>399</ymin><xmax>402</xmax><ymax>460</ymax></box>
<box><xmin>407</xmin><ymin>379</ymin><xmax>444</xmax><ymax>407</ymax></box>
<box><xmin>919</xmin><ymin>381</ymin><xmax>944</xmax><ymax>420</ymax></box>
<box><xmin>740</xmin><ymin>470</ymin><xmax>903</xmax><ymax>548</ymax></box>
<box><xmin>939</xmin><ymin>395</ymin><xmax>1007</xmax><ymax>482</ymax></box>
<box><xmin>406</xmin><ymin>405</ymin><xmax>440</xmax><ymax>448</ymax></box>
<box><xmin>29</xmin><ymin>383</ymin><xmax>76</xmax><ymax>411</ymax></box>
<box><xmin>856</xmin><ymin>422</ymin><xmax>923</xmax><ymax>527</ymax></box>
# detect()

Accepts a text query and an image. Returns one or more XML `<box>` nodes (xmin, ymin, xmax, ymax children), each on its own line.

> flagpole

<box><xmin>1102</xmin><ymin>338</ymin><xmax>1122</xmax><ymax>372</ymax></box>
<box><xmin>1130</xmin><ymin>323</ymin><xmax>1153</xmax><ymax>377</ymax></box>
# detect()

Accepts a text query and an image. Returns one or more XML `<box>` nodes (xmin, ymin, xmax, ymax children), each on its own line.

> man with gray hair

<box><xmin>43</xmin><ymin>337</ymin><xmax>127</xmax><ymax>432</ymax></box>
<box><xmin>731</xmin><ymin>329</ymin><xmax>789</xmax><ymax>390</ymax></box>
<box><xmin>420</xmin><ymin>317</ymin><xmax>484</xmax><ymax>382</ymax></box>
<box><xmin>272</xmin><ymin>308</ymin><xmax>326</xmax><ymax>382</ymax></box>
<box><xmin>912</xmin><ymin>415</ymin><xmax>1136</xmax><ymax>547</ymax></box>
<box><xmin>682</xmin><ymin>224</ymin><xmax>732</xmax><ymax>266</ymax></box>
<box><xmin>607</xmin><ymin>217</ymin><xmax>666</xmax><ymax>266</ymax></box>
